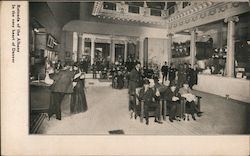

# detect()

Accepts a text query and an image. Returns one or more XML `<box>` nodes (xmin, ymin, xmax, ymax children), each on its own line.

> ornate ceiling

<box><xmin>92</xmin><ymin>1</ymin><xmax>250</xmax><ymax>33</ymax></box>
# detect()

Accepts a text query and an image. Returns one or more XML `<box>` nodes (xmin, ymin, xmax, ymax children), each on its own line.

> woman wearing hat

<box><xmin>70</xmin><ymin>64</ymin><xmax>88</xmax><ymax>114</ymax></box>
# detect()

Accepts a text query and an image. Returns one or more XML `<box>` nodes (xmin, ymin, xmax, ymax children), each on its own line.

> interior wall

<box><xmin>146</xmin><ymin>38</ymin><xmax>168</xmax><ymax>66</ymax></box>
<box><xmin>30</xmin><ymin>2</ymin><xmax>62</xmax><ymax>50</ymax></box>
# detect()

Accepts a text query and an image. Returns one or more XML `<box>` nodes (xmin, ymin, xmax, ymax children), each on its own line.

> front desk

<box><xmin>193</xmin><ymin>74</ymin><xmax>250</xmax><ymax>103</ymax></box>
<box><xmin>30</xmin><ymin>81</ymin><xmax>52</xmax><ymax>112</ymax></box>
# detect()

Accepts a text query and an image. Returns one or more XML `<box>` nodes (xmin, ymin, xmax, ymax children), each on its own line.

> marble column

<box><xmin>72</xmin><ymin>32</ymin><xmax>78</xmax><ymax>62</ymax></box>
<box><xmin>90</xmin><ymin>37</ymin><xmax>95</xmax><ymax>65</ymax></box>
<box><xmin>139</xmin><ymin>37</ymin><xmax>144</xmax><ymax>66</ymax></box>
<box><xmin>81</xmin><ymin>36</ymin><xmax>85</xmax><ymax>60</ymax></box>
<box><xmin>124</xmin><ymin>41</ymin><xmax>128</xmax><ymax>62</ymax></box>
<box><xmin>164</xmin><ymin>2</ymin><xmax>168</xmax><ymax>10</ymax></box>
<box><xmin>190</xmin><ymin>28</ymin><xmax>197</xmax><ymax>68</ymax></box>
<box><xmin>224</xmin><ymin>16</ymin><xmax>239</xmax><ymax>77</ymax></box>
<box><xmin>110</xmin><ymin>40</ymin><xmax>115</xmax><ymax>63</ymax></box>
<box><xmin>167</xmin><ymin>33</ymin><xmax>173</xmax><ymax>65</ymax></box>
<box><xmin>77</xmin><ymin>34</ymin><xmax>82</xmax><ymax>62</ymax></box>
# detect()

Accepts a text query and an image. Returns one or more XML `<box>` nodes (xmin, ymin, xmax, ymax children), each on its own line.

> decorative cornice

<box><xmin>92</xmin><ymin>2</ymin><xmax>250</xmax><ymax>30</ymax></box>
<box><xmin>168</xmin><ymin>2</ymin><xmax>250</xmax><ymax>33</ymax></box>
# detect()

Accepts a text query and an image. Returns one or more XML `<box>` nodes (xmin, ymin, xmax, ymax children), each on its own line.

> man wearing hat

<box><xmin>163</xmin><ymin>81</ymin><xmax>181</xmax><ymax>122</ymax></box>
<box><xmin>138</xmin><ymin>79</ymin><xmax>161</xmax><ymax>125</ymax></box>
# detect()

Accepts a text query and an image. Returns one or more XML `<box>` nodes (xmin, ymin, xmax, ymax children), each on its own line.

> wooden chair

<box><xmin>182</xmin><ymin>96</ymin><xmax>202</xmax><ymax>120</ymax></box>
<box><xmin>133</xmin><ymin>88</ymin><xmax>163</xmax><ymax>123</ymax></box>
<box><xmin>162</xmin><ymin>99</ymin><xmax>169</xmax><ymax>121</ymax></box>
<box><xmin>162</xmin><ymin>98</ymin><xmax>188</xmax><ymax>121</ymax></box>
<box><xmin>134</xmin><ymin>100</ymin><xmax>163</xmax><ymax>123</ymax></box>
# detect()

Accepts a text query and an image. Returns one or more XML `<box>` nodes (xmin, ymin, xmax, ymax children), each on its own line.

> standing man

<box><xmin>48</xmin><ymin>68</ymin><xmax>74</xmax><ymax>120</ymax></box>
<box><xmin>161</xmin><ymin>61</ymin><xmax>168</xmax><ymax>84</ymax></box>
<box><xmin>168</xmin><ymin>63</ymin><xmax>177</xmax><ymax>85</ymax></box>
<box><xmin>128</xmin><ymin>62</ymin><xmax>141</xmax><ymax>116</ymax></box>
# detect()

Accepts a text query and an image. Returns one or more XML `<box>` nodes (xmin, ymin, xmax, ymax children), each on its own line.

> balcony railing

<box><xmin>100</xmin><ymin>2</ymin><xmax>194</xmax><ymax>19</ymax></box>
<box><xmin>150</xmin><ymin>8</ymin><xmax>162</xmax><ymax>17</ymax></box>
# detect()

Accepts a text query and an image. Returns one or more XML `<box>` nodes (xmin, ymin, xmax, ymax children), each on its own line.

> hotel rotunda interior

<box><xmin>29</xmin><ymin>1</ymin><xmax>250</xmax><ymax>135</ymax></box>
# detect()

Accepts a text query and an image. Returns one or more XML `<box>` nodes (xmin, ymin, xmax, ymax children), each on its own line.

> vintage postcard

<box><xmin>1</xmin><ymin>0</ymin><xmax>250</xmax><ymax>155</ymax></box>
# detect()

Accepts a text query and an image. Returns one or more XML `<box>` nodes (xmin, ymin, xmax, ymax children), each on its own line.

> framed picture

<box><xmin>47</xmin><ymin>34</ymin><xmax>55</xmax><ymax>48</ymax></box>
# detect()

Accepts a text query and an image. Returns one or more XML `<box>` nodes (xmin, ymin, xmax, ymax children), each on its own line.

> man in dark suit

<box><xmin>168</xmin><ymin>63</ymin><xmax>177</xmax><ymax>85</ymax></box>
<box><xmin>48</xmin><ymin>68</ymin><xmax>74</xmax><ymax>120</ymax></box>
<box><xmin>161</xmin><ymin>61</ymin><xmax>168</xmax><ymax>84</ymax></box>
<box><xmin>128</xmin><ymin>62</ymin><xmax>141</xmax><ymax>95</ymax></box>
<box><xmin>138</xmin><ymin>79</ymin><xmax>161</xmax><ymax>125</ymax></box>
<box><xmin>128</xmin><ymin>62</ymin><xmax>141</xmax><ymax>115</ymax></box>
<box><xmin>162</xmin><ymin>82</ymin><xmax>181</xmax><ymax>122</ymax></box>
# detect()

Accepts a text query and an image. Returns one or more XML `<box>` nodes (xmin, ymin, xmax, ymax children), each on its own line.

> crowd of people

<box><xmin>127</xmin><ymin>61</ymin><xmax>202</xmax><ymax>125</ymax></box>
<box><xmin>43</xmin><ymin>56</ymin><xmax>202</xmax><ymax>123</ymax></box>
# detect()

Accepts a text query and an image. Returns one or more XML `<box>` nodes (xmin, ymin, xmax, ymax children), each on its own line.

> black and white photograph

<box><xmin>28</xmin><ymin>1</ymin><xmax>250</xmax><ymax>135</ymax></box>
<box><xmin>1</xmin><ymin>1</ymin><xmax>250</xmax><ymax>155</ymax></box>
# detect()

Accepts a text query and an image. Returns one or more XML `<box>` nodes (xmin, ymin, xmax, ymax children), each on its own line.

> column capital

<box><xmin>81</xmin><ymin>34</ymin><xmax>86</xmax><ymax>39</ymax></box>
<box><xmin>224</xmin><ymin>16</ymin><xmax>239</xmax><ymax>23</ymax></box>
<box><xmin>138</xmin><ymin>36</ymin><xmax>145</xmax><ymax>42</ymax></box>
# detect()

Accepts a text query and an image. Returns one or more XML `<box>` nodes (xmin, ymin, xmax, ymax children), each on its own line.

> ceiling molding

<box><xmin>168</xmin><ymin>2</ymin><xmax>250</xmax><ymax>33</ymax></box>
<box><xmin>92</xmin><ymin>2</ymin><xmax>250</xmax><ymax>33</ymax></box>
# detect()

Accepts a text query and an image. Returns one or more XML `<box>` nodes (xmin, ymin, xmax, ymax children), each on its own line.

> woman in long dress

<box><xmin>70</xmin><ymin>64</ymin><xmax>88</xmax><ymax>114</ymax></box>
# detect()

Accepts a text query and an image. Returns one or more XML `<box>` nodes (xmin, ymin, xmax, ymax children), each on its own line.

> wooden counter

<box><xmin>193</xmin><ymin>74</ymin><xmax>250</xmax><ymax>103</ymax></box>
<box><xmin>30</xmin><ymin>82</ymin><xmax>52</xmax><ymax>112</ymax></box>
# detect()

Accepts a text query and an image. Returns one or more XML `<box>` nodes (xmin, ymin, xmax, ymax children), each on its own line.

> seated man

<box><xmin>163</xmin><ymin>81</ymin><xmax>181</xmax><ymax>122</ymax></box>
<box><xmin>179</xmin><ymin>82</ymin><xmax>202</xmax><ymax>120</ymax></box>
<box><xmin>138</xmin><ymin>79</ymin><xmax>161</xmax><ymax>125</ymax></box>
<box><xmin>152</xmin><ymin>76</ymin><xmax>164</xmax><ymax>123</ymax></box>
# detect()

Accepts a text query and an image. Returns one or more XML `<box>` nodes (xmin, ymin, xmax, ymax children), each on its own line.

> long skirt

<box><xmin>70</xmin><ymin>81</ymin><xmax>88</xmax><ymax>114</ymax></box>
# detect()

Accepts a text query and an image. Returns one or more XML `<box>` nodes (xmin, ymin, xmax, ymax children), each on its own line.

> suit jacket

<box><xmin>163</xmin><ymin>87</ymin><xmax>181</xmax><ymax>102</ymax></box>
<box><xmin>138</xmin><ymin>87</ymin><xmax>155</xmax><ymax>104</ymax></box>
<box><xmin>50</xmin><ymin>70</ymin><xmax>74</xmax><ymax>93</ymax></box>
<box><xmin>168</xmin><ymin>67</ymin><xmax>177</xmax><ymax>80</ymax></box>
<box><xmin>129</xmin><ymin>68</ymin><xmax>140</xmax><ymax>82</ymax></box>
<box><xmin>161</xmin><ymin>65</ymin><xmax>168</xmax><ymax>74</ymax></box>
